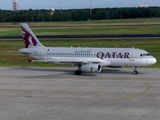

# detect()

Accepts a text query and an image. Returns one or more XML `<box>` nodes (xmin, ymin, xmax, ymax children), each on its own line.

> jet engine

<box><xmin>81</xmin><ymin>64</ymin><xmax>102</xmax><ymax>73</ymax></box>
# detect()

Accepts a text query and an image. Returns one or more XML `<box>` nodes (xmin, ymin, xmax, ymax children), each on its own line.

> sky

<box><xmin>0</xmin><ymin>0</ymin><xmax>160</xmax><ymax>10</ymax></box>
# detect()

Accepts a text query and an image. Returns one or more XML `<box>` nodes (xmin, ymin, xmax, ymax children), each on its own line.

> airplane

<box><xmin>19</xmin><ymin>23</ymin><xmax>157</xmax><ymax>75</ymax></box>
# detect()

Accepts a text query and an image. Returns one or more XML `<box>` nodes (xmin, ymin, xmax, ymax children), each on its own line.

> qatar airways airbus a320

<box><xmin>19</xmin><ymin>23</ymin><xmax>157</xmax><ymax>75</ymax></box>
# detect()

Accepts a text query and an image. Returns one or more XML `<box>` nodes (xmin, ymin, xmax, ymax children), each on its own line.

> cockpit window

<box><xmin>140</xmin><ymin>53</ymin><xmax>151</xmax><ymax>57</ymax></box>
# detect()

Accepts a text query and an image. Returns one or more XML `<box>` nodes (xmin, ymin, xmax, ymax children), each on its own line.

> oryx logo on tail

<box><xmin>21</xmin><ymin>26</ymin><xmax>37</xmax><ymax>48</ymax></box>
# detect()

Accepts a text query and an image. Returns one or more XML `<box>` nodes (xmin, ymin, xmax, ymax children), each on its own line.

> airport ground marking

<box><xmin>28</xmin><ymin>79</ymin><xmax>151</xmax><ymax>120</ymax></box>
<box><xmin>121</xmin><ymin>81</ymin><xmax>151</xmax><ymax>100</ymax></box>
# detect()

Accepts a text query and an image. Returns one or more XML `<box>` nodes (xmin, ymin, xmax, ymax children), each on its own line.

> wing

<box><xmin>30</xmin><ymin>57</ymin><xmax>110</xmax><ymax>65</ymax></box>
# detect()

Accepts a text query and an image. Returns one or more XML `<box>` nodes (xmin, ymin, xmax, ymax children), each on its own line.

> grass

<box><xmin>0</xmin><ymin>26</ymin><xmax>160</xmax><ymax>36</ymax></box>
<box><xmin>1</xmin><ymin>18</ymin><xmax>160</xmax><ymax>25</ymax></box>
<box><xmin>0</xmin><ymin>39</ymin><xmax>159</xmax><ymax>67</ymax></box>
<box><xmin>1</xmin><ymin>18</ymin><xmax>160</xmax><ymax>36</ymax></box>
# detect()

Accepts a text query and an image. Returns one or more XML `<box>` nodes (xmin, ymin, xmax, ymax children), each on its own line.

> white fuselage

<box><xmin>19</xmin><ymin>47</ymin><xmax>157</xmax><ymax>67</ymax></box>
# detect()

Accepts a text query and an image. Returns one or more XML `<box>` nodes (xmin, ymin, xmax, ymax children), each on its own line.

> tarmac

<box><xmin>0</xmin><ymin>67</ymin><xmax>160</xmax><ymax>120</ymax></box>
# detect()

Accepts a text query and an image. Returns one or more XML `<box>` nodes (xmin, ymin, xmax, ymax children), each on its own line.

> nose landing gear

<box><xmin>133</xmin><ymin>66</ymin><xmax>138</xmax><ymax>75</ymax></box>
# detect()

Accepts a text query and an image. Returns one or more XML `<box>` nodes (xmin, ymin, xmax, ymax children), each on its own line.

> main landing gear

<box><xmin>75</xmin><ymin>70</ymin><xmax>82</xmax><ymax>75</ymax></box>
<box><xmin>75</xmin><ymin>64</ymin><xmax>82</xmax><ymax>75</ymax></box>
<box><xmin>133</xmin><ymin>66</ymin><xmax>138</xmax><ymax>75</ymax></box>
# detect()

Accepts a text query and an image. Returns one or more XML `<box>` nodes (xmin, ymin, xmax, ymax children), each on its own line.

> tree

<box><xmin>0</xmin><ymin>7</ymin><xmax>160</xmax><ymax>22</ymax></box>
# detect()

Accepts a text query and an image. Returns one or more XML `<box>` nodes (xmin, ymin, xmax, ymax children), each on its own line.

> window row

<box><xmin>140</xmin><ymin>53</ymin><xmax>151</xmax><ymax>57</ymax></box>
<box><xmin>47</xmin><ymin>53</ymin><xmax>96</xmax><ymax>56</ymax></box>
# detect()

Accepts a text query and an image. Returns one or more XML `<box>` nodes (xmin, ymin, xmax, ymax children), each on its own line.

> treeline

<box><xmin>0</xmin><ymin>7</ymin><xmax>160</xmax><ymax>22</ymax></box>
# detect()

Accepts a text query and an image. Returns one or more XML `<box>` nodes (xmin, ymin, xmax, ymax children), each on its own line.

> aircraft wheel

<box><xmin>133</xmin><ymin>71</ymin><xmax>138</xmax><ymax>75</ymax></box>
<box><xmin>75</xmin><ymin>70</ymin><xmax>82</xmax><ymax>75</ymax></box>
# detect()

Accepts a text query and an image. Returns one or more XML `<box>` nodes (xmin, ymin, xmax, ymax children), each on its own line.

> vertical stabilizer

<box><xmin>20</xmin><ymin>23</ymin><xmax>44</xmax><ymax>48</ymax></box>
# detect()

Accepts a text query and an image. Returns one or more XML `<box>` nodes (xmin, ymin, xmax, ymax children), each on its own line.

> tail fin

<box><xmin>20</xmin><ymin>23</ymin><xmax>44</xmax><ymax>48</ymax></box>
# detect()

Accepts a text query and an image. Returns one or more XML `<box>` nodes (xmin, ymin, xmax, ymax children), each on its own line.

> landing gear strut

<box><xmin>75</xmin><ymin>64</ymin><xmax>82</xmax><ymax>75</ymax></box>
<box><xmin>133</xmin><ymin>66</ymin><xmax>138</xmax><ymax>75</ymax></box>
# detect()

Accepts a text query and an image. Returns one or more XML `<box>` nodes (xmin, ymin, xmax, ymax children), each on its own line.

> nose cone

<box><xmin>153</xmin><ymin>57</ymin><xmax>157</xmax><ymax>64</ymax></box>
<box><xmin>150</xmin><ymin>57</ymin><xmax>157</xmax><ymax>65</ymax></box>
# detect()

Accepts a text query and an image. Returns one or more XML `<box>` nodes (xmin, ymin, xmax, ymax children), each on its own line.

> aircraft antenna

<box><xmin>12</xmin><ymin>0</ymin><xmax>18</xmax><ymax>12</ymax></box>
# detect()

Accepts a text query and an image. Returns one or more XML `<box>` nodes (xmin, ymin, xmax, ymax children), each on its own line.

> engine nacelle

<box><xmin>81</xmin><ymin>64</ymin><xmax>102</xmax><ymax>73</ymax></box>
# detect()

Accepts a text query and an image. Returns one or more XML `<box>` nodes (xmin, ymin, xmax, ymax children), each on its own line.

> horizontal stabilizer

<box><xmin>19</xmin><ymin>51</ymin><xmax>32</xmax><ymax>54</ymax></box>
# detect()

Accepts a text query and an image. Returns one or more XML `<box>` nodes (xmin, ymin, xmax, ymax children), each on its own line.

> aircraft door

<box><xmin>39</xmin><ymin>49</ymin><xmax>44</xmax><ymax>56</ymax></box>
<box><xmin>129</xmin><ymin>50</ymin><xmax>135</xmax><ymax>61</ymax></box>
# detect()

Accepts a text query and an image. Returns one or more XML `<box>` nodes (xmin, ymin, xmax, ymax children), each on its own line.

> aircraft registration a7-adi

<box><xmin>19</xmin><ymin>23</ymin><xmax>157</xmax><ymax>75</ymax></box>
